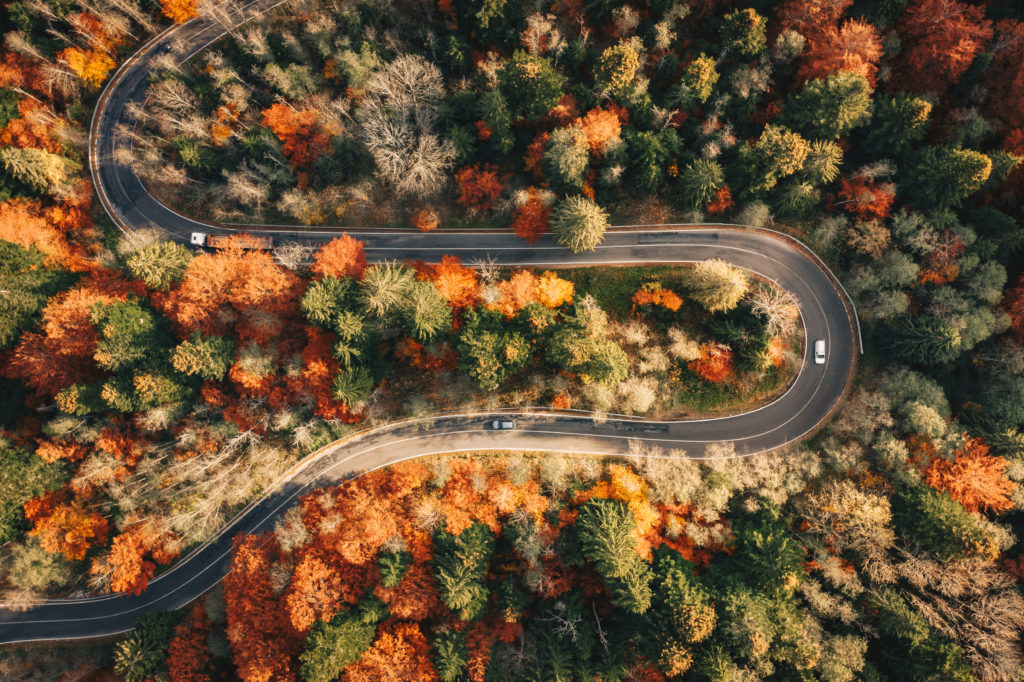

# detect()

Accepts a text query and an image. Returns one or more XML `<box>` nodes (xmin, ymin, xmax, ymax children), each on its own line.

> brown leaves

<box><xmin>924</xmin><ymin>435</ymin><xmax>1015</xmax><ymax>514</ymax></box>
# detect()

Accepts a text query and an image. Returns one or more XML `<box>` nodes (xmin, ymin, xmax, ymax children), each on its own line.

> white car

<box><xmin>491</xmin><ymin>420</ymin><xmax>516</xmax><ymax>430</ymax></box>
<box><xmin>814</xmin><ymin>339</ymin><xmax>826</xmax><ymax>365</ymax></box>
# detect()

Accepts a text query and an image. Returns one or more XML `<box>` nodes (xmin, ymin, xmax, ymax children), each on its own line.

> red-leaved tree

<box><xmin>891</xmin><ymin>0</ymin><xmax>993</xmax><ymax>94</ymax></box>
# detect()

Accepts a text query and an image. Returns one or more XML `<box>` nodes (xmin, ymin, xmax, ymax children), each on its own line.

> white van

<box><xmin>814</xmin><ymin>339</ymin><xmax>826</xmax><ymax>364</ymax></box>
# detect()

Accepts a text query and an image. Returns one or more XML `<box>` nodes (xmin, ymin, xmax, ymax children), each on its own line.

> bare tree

<box><xmin>223</xmin><ymin>165</ymin><xmax>270</xmax><ymax>212</ymax></box>
<box><xmin>359</xmin><ymin>54</ymin><xmax>455</xmax><ymax>198</ymax></box>
<box><xmin>749</xmin><ymin>283</ymin><xmax>800</xmax><ymax>339</ymax></box>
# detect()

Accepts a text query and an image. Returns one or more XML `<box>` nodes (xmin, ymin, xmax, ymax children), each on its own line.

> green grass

<box><xmin>673</xmin><ymin>365</ymin><xmax>792</xmax><ymax>415</ymax></box>
<box><xmin>554</xmin><ymin>266</ymin><xmax>686</xmax><ymax>318</ymax></box>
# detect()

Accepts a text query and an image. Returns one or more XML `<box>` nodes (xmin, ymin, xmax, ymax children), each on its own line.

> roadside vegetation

<box><xmin>0</xmin><ymin>0</ymin><xmax>1023</xmax><ymax>679</ymax></box>
<box><xmin>0</xmin><ymin>231</ymin><xmax>798</xmax><ymax>604</ymax></box>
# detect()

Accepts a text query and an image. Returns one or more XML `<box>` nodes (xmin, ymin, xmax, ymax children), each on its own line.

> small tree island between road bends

<box><xmin>10</xmin><ymin>447</ymin><xmax>1024</xmax><ymax>681</ymax></box>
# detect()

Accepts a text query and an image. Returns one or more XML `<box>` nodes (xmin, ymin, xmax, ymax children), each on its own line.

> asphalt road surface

<box><xmin>0</xmin><ymin>4</ymin><xmax>858</xmax><ymax>645</ymax></box>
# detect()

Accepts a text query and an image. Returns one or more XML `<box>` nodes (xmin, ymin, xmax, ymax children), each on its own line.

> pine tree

<box><xmin>401</xmin><ymin>280</ymin><xmax>452</xmax><ymax>342</ymax></box>
<box><xmin>125</xmin><ymin>241</ymin><xmax>194</xmax><ymax>291</ymax></box>
<box><xmin>784</xmin><ymin>72</ymin><xmax>872</xmax><ymax>140</ymax></box>
<box><xmin>551</xmin><ymin>196</ymin><xmax>609</xmax><ymax>253</ymax></box>
<box><xmin>432</xmin><ymin>629</ymin><xmax>468</xmax><ymax>682</ymax></box>
<box><xmin>575</xmin><ymin>498</ymin><xmax>652</xmax><ymax>613</ymax></box>
<box><xmin>679</xmin><ymin>159</ymin><xmax>725</xmax><ymax>209</ymax></box>
<box><xmin>721</xmin><ymin>9</ymin><xmax>767</xmax><ymax>58</ymax></box>
<box><xmin>433</xmin><ymin>522</ymin><xmax>494</xmax><ymax>621</ymax></box>
<box><xmin>170</xmin><ymin>332</ymin><xmax>235</xmax><ymax>381</ymax></box>
<box><xmin>687</xmin><ymin>259</ymin><xmax>751</xmax><ymax>313</ymax></box>
<box><xmin>299</xmin><ymin>598</ymin><xmax>384</xmax><ymax>682</ymax></box>
<box><xmin>331</xmin><ymin>366</ymin><xmax>374</xmax><ymax>408</ymax></box>
<box><xmin>498</xmin><ymin>51</ymin><xmax>567</xmax><ymax>120</ymax></box>
<box><xmin>543</xmin><ymin>125</ymin><xmax>589</xmax><ymax>193</ymax></box>
<box><xmin>862</xmin><ymin>94</ymin><xmax>932</xmax><ymax>159</ymax></box>
<box><xmin>907</xmin><ymin>145</ymin><xmax>992</xmax><ymax>209</ymax></box>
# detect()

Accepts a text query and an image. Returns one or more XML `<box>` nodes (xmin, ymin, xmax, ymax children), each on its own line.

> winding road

<box><xmin>0</xmin><ymin>3</ymin><xmax>858</xmax><ymax>644</ymax></box>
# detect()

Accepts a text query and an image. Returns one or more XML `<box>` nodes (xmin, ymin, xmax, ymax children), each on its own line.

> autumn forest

<box><xmin>2</xmin><ymin>0</ymin><xmax>1024</xmax><ymax>679</ymax></box>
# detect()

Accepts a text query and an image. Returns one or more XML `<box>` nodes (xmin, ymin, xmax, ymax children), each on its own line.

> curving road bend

<box><xmin>0</xmin><ymin>5</ymin><xmax>855</xmax><ymax>645</ymax></box>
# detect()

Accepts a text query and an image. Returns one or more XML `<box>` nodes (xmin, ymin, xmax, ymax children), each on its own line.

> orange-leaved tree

<box><xmin>311</xmin><ymin>234</ymin><xmax>368</xmax><ymax>280</ymax></box>
<box><xmin>342</xmin><ymin>622</ymin><xmax>437</xmax><ymax>681</ymax></box>
<box><xmin>509</xmin><ymin>188</ymin><xmax>551</xmax><ymax>244</ymax></box>
<box><xmin>261</xmin><ymin>103</ymin><xmax>336</xmax><ymax>169</ymax></box>
<box><xmin>836</xmin><ymin>176</ymin><xmax>896</xmax><ymax>220</ymax></box>
<box><xmin>161</xmin><ymin>0</ymin><xmax>199</xmax><ymax>23</ymax></box>
<box><xmin>25</xmin><ymin>492</ymin><xmax>110</xmax><ymax>561</ymax></box>
<box><xmin>224</xmin><ymin>533</ymin><xmax>301</xmax><ymax>681</ymax></box>
<box><xmin>58</xmin><ymin>47</ymin><xmax>115</xmax><ymax>87</ymax></box>
<box><xmin>491</xmin><ymin>270</ymin><xmax>539</xmax><ymax>317</ymax></box>
<box><xmin>417</xmin><ymin>255</ymin><xmax>481</xmax><ymax>309</ymax></box>
<box><xmin>688</xmin><ymin>343</ymin><xmax>734</xmax><ymax>383</ymax></box>
<box><xmin>536</xmin><ymin>271</ymin><xmax>574</xmax><ymax>308</ymax></box>
<box><xmin>455</xmin><ymin>164</ymin><xmax>503</xmax><ymax>211</ymax></box>
<box><xmin>167</xmin><ymin>601</ymin><xmax>214</xmax><ymax>682</ymax></box>
<box><xmin>632</xmin><ymin>282</ymin><xmax>683</xmax><ymax>313</ymax></box>
<box><xmin>578</xmin><ymin>106</ymin><xmax>622</xmax><ymax>155</ymax></box>
<box><xmin>797</xmin><ymin>20</ymin><xmax>882</xmax><ymax>85</ymax></box>
<box><xmin>924</xmin><ymin>435</ymin><xmax>1015</xmax><ymax>513</ymax></box>
<box><xmin>159</xmin><ymin>236</ymin><xmax>303</xmax><ymax>337</ymax></box>
<box><xmin>891</xmin><ymin>0</ymin><xmax>993</xmax><ymax>94</ymax></box>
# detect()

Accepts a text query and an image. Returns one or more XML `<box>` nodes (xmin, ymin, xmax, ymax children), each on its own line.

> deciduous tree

<box><xmin>892</xmin><ymin>0</ymin><xmax>993</xmax><ymax>94</ymax></box>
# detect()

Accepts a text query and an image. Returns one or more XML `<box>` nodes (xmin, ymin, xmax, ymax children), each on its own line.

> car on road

<box><xmin>491</xmin><ymin>420</ymin><xmax>516</xmax><ymax>430</ymax></box>
<box><xmin>814</xmin><ymin>339</ymin><xmax>826</xmax><ymax>364</ymax></box>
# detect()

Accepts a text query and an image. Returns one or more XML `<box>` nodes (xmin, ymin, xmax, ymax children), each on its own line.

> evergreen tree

<box><xmin>301</xmin><ymin>275</ymin><xmax>358</xmax><ymax>328</ymax></box>
<box><xmin>0</xmin><ymin>146</ymin><xmax>74</xmax><ymax>196</ymax></box>
<box><xmin>595</xmin><ymin>41</ymin><xmax>640</xmax><ymax>93</ymax></box>
<box><xmin>575</xmin><ymin>498</ymin><xmax>652</xmax><ymax>613</ymax></box>
<box><xmin>677</xmin><ymin>54</ymin><xmax>718</xmax><ymax>109</ymax></box>
<box><xmin>882</xmin><ymin>315</ymin><xmax>963</xmax><ymax>365</ymax></box>
<box><xmin>378</xmin><ymin>550</ymin><xmax>412</xmax><ymax>588</ymax></box>
<box><xmin>432</xmin><ymin>629</ymin><xmax>468</xmax><ymax>682</ymax></box>
<box><xmin>434</xmin><ymin>522</ymin><xmax>494</xmax><ymax>621</ymax></box>
<box><xmin>112</xmin><ymin>610</ymin><xmax>182</xmax><ymax>682</ymax></box>
<box><xmin>498</xmin><ymin>51</ymin><xmax>567</xmax><ymax>120</ymax></box>
<box><xmin>784</xmin><ymin>72</ymin><xmax>872</xmax><ymax>140</ymax></box>
<box><xmin>862</xmin><ymin>94</ymin><xmax>932</xmax><ymax>159</ymax></box>
<box><xmin>679</xmin><ymin>158</ymin><xmax>725</xmax><ymax>209</ymax></box>
<box><xmin>401</xmin><ymin>280</ymin><xmax>452</xmax><ymax>342</ymax></box>
<box><xmin>737</xmin><ymin>125</ymin><xmax>810</xmax><ymax>196</ymax></box>
<box><xmin>801</xmin><ymin>139</ymin><xmax>843</xmax><ymax>185</ymax></box>
<box><xmin>0</xmin><ymin>444</ymin><xmax>69</xmax><ymax>544</ymax></box>
<box><xmin>476</xmin><ymin>88</ymin><xmax>514</xmax><ymax>155</ymax></box>
<box><xmin>625</xmin><ymin>128</ymin><xmax>678</xmax><ymax>194</ymax></box>
<box><xmin>458</xmin><ymin>307</ymin><xmax>531</xmax><ymax>390</ymax></box>
<box><xmin>171</xmin><ymin>332</ymin><xmax>235</xmax><ymax>381</ymax></box>
<box><xmin>892</xmin><ymin>484</ymin><xmax>997</xmax><ymax>561</ymax></box>
<box><xmin>907</xmin><ymin>145</ymin><xmax>992</xmax><ymax>209</ymax></box>
<box><xmin>551</xmin><ymin>195</ymin><xmax>609</xmax><ymax>253</ymax></box>
<box><xmin>90</xmin><ymin>301</ymin><xmax>174</xmax><ymax>373</ymax></box>
<box><xmin>0</xmin><ymin>241</ymin><xmax>76</xmax><ymax>349</ymax></box>
<box><xmin>331</xmin><ymin>366</ymin><xmax>374</xmax><ymax>409</ymax></box>
<box><xmin>543</xmin><ymin>125</ymin><xmax>589</xmax><ymax>193</ymax></box>
<box><xmin>125</xmin><ymin>241</ymin><xmax>194</xmax><ymax>291</ymax></box>
<box><xmin>545</xmin><ymin>302</ymin><xmax>629</xmax><ymax>385</ymax></box>
<box><xmin>686</xmin><ymin>259</ymin><xmax>751</xmax><ymax>313</ymax></box>
<box><xmin>359</xmin><ymin>261</ymin><xmax>417</xmax><ymax>324</ymax></box>
<box><xmin>720</xmin><ymin>8</ymin><xmax>767</xmax><ymax>58</ymax></box>
<box><xmin>299</xmin><ymin>598</ymin><xmax>385</xmax><ymax>682</ymax></box>
<box><xmin>869</xmin><ymin>588</ymin><xmax>975</xmax><ymax>681</ymax></box>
